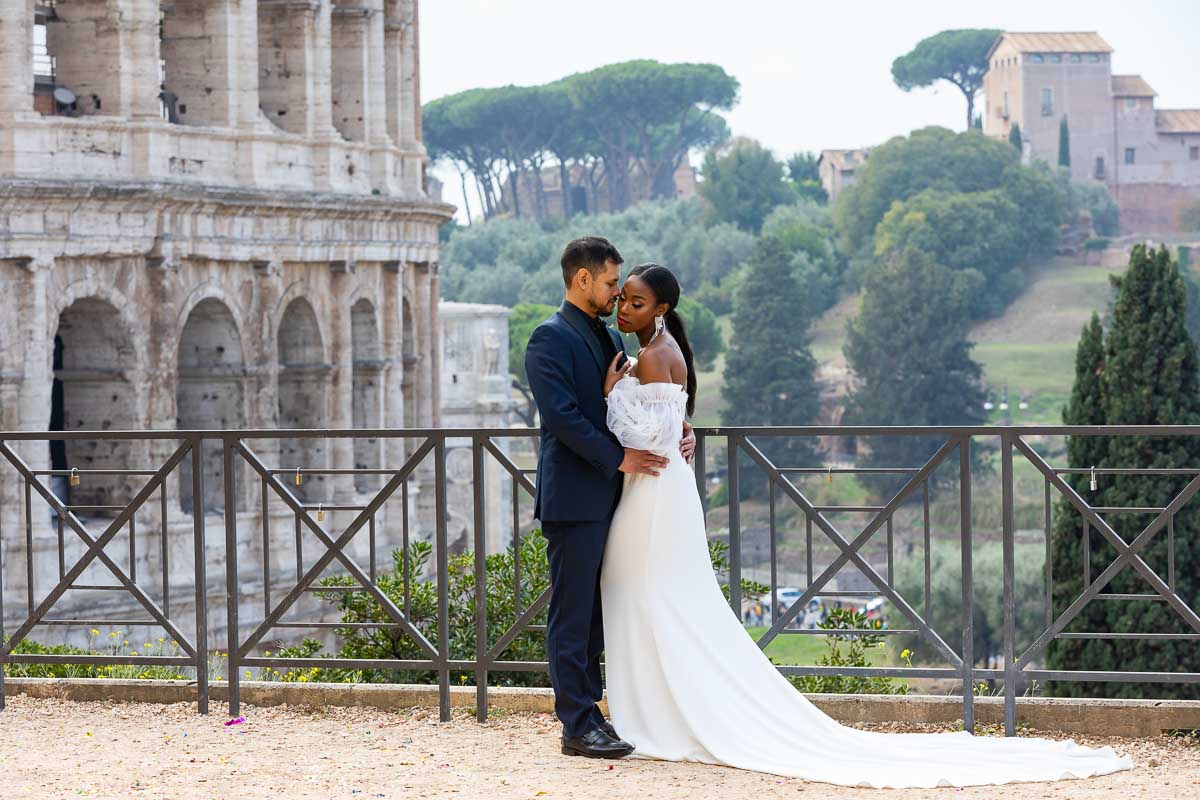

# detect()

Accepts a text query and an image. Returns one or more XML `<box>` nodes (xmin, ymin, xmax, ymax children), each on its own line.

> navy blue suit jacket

<box><xmin>525</xmin><ymin>301</ymin><xmax>628</xmax><ymax>523</ymax></box>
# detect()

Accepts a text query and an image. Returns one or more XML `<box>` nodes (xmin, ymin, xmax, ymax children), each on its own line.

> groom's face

<box><xmin>586</xmin><ymin>259</ymin><xmax>622</xmax><ymax>317</ymax></box>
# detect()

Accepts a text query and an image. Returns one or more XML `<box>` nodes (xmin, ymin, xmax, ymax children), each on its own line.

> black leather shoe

<box><xmin>561</xmin><ymin>728</ymin><xmax>635</xmax><ymax>759</ymax></box>
<box><xmin>597</xmin><ymin>718</ymin><xmax>620</xmax><ymax>740</ymax></box>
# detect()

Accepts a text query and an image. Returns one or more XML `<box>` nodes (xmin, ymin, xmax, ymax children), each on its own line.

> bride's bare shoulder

<box><xmin>636</xmin><ymin>340</ymin><xmax>685</xmax><ymax>384</ymax></box>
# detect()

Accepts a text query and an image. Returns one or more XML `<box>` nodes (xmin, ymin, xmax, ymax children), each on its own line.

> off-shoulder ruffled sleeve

<box><xmin>606</xmin><ymin>377</ymin><xmax>688</xmax><ymax>456</ymax></box>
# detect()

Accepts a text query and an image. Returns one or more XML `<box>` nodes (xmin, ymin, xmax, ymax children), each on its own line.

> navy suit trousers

<box><xmin>542</xmin><ymin>519</ymin><xmax>611</xmax><ymax>738</ymax></box>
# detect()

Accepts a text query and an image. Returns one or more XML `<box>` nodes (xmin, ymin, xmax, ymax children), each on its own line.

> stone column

<box><xmin>428</xmin><ymin>262</ymin><xmax>441</xmax><ymax>427</ymax></box>
<box><xmin>124</xmin><ymin>0</ymin><xmax>165</xmax><ymax>121</ymax></box>
<box><xmin>143</xmin><ymin>254</ymin><xmax>185</xmax><ymax>521</ymax></box>
<box><xmin>0</xmin><ymin>0</ymin><xmax>34</xmax><ymax>118</ymax></box>
<box><xmin>329</xmin><ymin>261</ymin><xmax>357</xmax><ymax>502</ymax></box>
<box><xmin>364</xmin><ymin>0</ymin><xmax>396</xmax><ymax>192</ymax></box>
<box><xmin>311</xmin><ymin>0</ymin><xmax>335</xmax><ymax>136</ymax></box>
<box><xmin>391</xmin><ymin>0</ymin><xmax>425</xmax><ymax>195</ymax></box>
<box><xmin>411</xmin><ymin>262</ymin><xmax>433</xmax><ymax>427</ymax></box>
<box><xmin>381</xmin><ymin>261</ymin><xmax>407</xmax><ymax>465</ymax></box>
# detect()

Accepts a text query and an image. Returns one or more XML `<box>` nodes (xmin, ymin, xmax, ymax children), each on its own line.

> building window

<box><xmin>1070</xmin><ymin>54</ymin><xmax>1082</xmax><ymax>64</ymax></box>
<box><xmin>1003</xmin><ymin>91</ymin><xmax>1009</xmax><ymax>117</ymax></box>
<box><xmin>1050</xmin><ymin>53</ymin><xmax>1062</xmax><ymax>63</ymax></box>
<box><xmin>1190</xmin><ymin>146</ymin><xmax>1199</xmax><ymax>161</ymax></box>
<box><xmin>1030</xmin><ymin>54</ymin><xmax>1044</xmax><ymax>64</ymax></box>
<box><xmin>1094</xmin><ymin>157</ymin><xmax>1105</xmax><ymax>179</ymax></box>
<box><xmin>1041</xmin><ymin>88</ymin><xmax>1054</xmax><ymax>116</ymax></box>
<box><xmin>1124</xmin><ymin>97</ymin><xmax>1137</xmax><ymax>110</ymax></box>
<box><xmin>1124</xmin><ymin>148</ymin><xmax>1136</xmax><ymax>165</ymax></box>
<box><xmin>1089</xmin><ymin>53</ymin><xmax>1101</xmax><ymax>63</ymax></box>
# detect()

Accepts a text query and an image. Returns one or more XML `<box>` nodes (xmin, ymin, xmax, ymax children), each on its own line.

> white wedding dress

<box><xmin>599</xmin><ymin>375</ymin><xmax>1133</xmax><ymax>788</ymax></box>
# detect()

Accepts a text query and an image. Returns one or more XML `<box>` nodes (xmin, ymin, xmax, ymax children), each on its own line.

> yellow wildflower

<box><xmin>900</xmin><ymin>649</ymin><xmax>912</xmax><ymax>660</ymax></box>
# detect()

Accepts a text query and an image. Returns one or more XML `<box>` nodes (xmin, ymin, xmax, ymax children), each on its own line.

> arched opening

<box><xmin>401</xmin><ymin>297</ymin><xmax>418</xmax><ymax>429</ymax></box>
<box><xmin>351</xmin><ymin>298</ymin><xmax>383</xmax><ymax>493</ymax></box>
<box><xmin>257</xmin><ymin>0</ymin><xmax>322</xmax><ymax>135</ymax></box>
<box><xmin>160</xmin><ymin>2</ymin><xmax>228</xmax><ymax>126</ymax></box>
<box><xmin>277</xmin><ymin>298</ymin><xmax>330</xmax><ymax>501</ymax></box>
<box><xmin>40</xmin><ymin>2</ymin><xmax>124</xmax><ymax>117</ymax></box>
<box><xmin>177</xmin><ymin>298</ymin><xmax>245</xmax><ymax>512</ymax></box>
<box><xmin>51</xmin><ymin>298</ymin><xmax>138</xmax><ymax>511</ymax></box>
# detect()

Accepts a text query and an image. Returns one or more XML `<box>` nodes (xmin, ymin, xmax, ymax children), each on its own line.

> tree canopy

<box><xmin>423</xmin><ymin>61</ymin><xmax>738</xmax><ymax>221</ymax></box>
<box><xmin>892</xmin><ymin>29</ymin><xmax>1002</xmax><ymax>130</ymax></box>
<box><xmin>699</xmin><ymin>138</ymin><xmax>794</xmax><ymax>233</ymax></box>
<box><xmin>844</xmin><ymin>247</ymin><xmax>986</xmax><ymax>486</ymax></box>
<box><xmin>833</xmin><ymin>126</ymin><xmax>1065</xmax><ymax>266</ymax></box>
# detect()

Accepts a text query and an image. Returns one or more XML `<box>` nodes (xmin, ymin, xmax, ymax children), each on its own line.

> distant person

<box><xmin>526</xmin><ymin>243</ymin><xmax>1132</xmax><ymax>786</ymax></box>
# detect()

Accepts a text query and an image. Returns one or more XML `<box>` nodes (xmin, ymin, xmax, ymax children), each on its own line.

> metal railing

<box><xmin>0</xmin><ymin>426</ymin><xmax>1197</xmax><ymax>738</ymax></box>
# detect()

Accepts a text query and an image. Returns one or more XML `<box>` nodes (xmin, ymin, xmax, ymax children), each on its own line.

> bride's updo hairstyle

<box><xmin>628</xmin><ymin>263</ymin><xmax>697</xmax><ymax>416</ymax></box>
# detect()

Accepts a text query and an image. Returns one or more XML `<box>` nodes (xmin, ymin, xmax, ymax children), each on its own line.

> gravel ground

<box><xmin>0</xmin><ymin>696</ymin><xmax>1195</xmax><ymax>799</ymax></box>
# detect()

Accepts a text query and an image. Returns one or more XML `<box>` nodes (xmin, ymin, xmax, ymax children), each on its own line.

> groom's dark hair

<box><xmin>560</xmin><ymin>236</ymin><xmax>623</xmax><ymax>287</ymax></box>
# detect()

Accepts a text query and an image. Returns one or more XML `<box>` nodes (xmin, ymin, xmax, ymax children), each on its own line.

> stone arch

<box><xmin>51</xmin><ymin>297</ymin><xmax>139</xmax><ymax>511</ymax></box>
<box><xmin>277</xmin><ymin>297</ymin><xmax>330</xmax><ymax>501</ymax></box>
<box><xmin>177</xmin><ymin>297</ymin><xmax>246</xmax><ymax>512</ymax></box>
<box><xmin>351</xmin><ymin>298</ymin><xmax>383</xmax><ymax>493</ymax></box>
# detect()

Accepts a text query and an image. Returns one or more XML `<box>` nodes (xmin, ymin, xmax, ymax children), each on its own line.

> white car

<box><xmin>760</xmin><ymin>589</ymin><xmax>824</xmax><ymax>628</ymax></box>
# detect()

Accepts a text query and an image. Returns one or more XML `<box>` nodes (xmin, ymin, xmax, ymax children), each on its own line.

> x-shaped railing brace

<box><xmin>740</xmin><ymin>435</ymin><xmax>965</xmax><ymax>669</ymax></box>
<box><xmin>478</xmin><ymin>438</ymin><xmax>551</xmax><ymax>662</ymax></box>
<box><xmin>0</xmin><ymin>440</ymin><xmax>196</xmax><ymax>658</ymax></box>
<box><xmin>1013</xmin><ymin>437</ymin><xmax>1200</xmax><ymax>667</ymax></box>
<box><xmin>234</xmin><ymin>437</ymin><xmax>439</xmax><ymax>660</ymax></box>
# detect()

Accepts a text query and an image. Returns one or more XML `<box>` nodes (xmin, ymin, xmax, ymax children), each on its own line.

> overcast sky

<box><xmin>421</xmin><ymin>0</ymin><xmax>1200</xmax><ymax>222</ymax></box>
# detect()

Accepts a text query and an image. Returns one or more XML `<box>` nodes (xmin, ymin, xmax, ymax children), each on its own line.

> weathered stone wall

<box><xmin>0</xmin><ymin>0</ymin><xmax>458</xmax><ymax>654</ymax></box>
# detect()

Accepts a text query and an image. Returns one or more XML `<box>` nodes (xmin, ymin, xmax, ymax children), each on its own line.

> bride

<box><xmin>597</xmin><ymin>262</ymin><xmax>1134</xmax><ymax>789</ymax></box>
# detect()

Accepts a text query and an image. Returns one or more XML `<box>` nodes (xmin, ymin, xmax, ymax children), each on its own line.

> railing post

<box><xmin>191</xmin><ymin>437</ymin><xmax>209</xmax><ymax>714</ymax></box>
<box><xmin>727</xmin><ymin>434</ymin><xmax>742</xmax><ymax>617</ymax></box>
<box><xmin>223</xmin><ymin>435</ymin><xmax>240</xmax><ymax>717</ymax></box>
<box><xmin>472</xmin><ymin>436</ymin><xmax>488</xmax><ymax>722</ymax></box>
<box><xmin>0</xmin><ymin>450</ymin><xmax>6</xmax><ymax>712</ymax></box>
<box><xmin>958</xmin><ymin>435</ymin><xmax>975</xmax><ymax>734</ymax></box>
<box><xmin>694</xmin><ymin>430</ymin><xmax>706</xmax><ymax>513</ymax></box>
<box><xmin>435</xmin><ymin>437</ymin><xmax>451</xmax><ymax>722</ymax></box>
<box><xmin>1002</xmin><ymin>433</ymin><xmax>1017</xmax><ymax>737</ymax></box>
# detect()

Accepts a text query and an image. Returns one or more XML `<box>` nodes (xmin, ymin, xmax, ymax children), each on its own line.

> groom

<box><xmin>525</xmin><ymin>236</ymin><xmax>695</xmax><ymax>759</ymax></box>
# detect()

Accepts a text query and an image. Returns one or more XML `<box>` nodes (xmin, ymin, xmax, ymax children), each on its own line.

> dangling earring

<box><xmin>654</xmin><ymin>315</ymin><xmax>666</xmax><ymax>339</ymax></box>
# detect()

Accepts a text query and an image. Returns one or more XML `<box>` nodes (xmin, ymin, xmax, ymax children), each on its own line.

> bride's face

<box><xmin>616</xmin><ymin>275</ymin><xmax>668</xmax><ymax>334</ymax></box>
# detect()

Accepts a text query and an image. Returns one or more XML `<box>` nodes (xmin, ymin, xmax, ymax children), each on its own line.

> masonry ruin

<box><xmin>0</xmin><ymin>1</ymin><xmax>518</xmax><ymax>651</ymax></box>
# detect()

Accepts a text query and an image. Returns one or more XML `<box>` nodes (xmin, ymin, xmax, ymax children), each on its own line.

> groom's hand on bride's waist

<box><xmin>680</xmin><ymin>421</ymin><xmax>696</xmax><ymax>464</ymax></box>
<box><xmin>620</xmin><ymin>448</ymin><xmax>669</xmax><ymax>477</ymax></box>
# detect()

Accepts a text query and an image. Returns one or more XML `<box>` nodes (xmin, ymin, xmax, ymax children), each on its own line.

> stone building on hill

<box><xmin>817</xmin><ymin>148</ymin><xmax>871</xmax><ymax>203</ymax></box>
<box><xmin>983</xmin><ymin>31</ymin><xmax>1200</xmax><ymax>233</ymax></box>
<box><xmin>496</xmin><ymin>156</ymin><xmax>699</xmax><ymax>221</ymax></box>
<box><xmin>0</xmin><ymin>1</ymin><xmax>523</xmax><ymax>651</ymax></box>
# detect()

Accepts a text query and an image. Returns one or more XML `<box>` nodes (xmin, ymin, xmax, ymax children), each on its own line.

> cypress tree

<box><xmin>722</xmin><ymin>235</ymin><xmax>821</xmax><ymax>483</ymax></box>
<box><xmin>1008</xmin><ymin>122</ymin><xmax>1022</xmax><ymax>152</ymax></box>
<box><xmin>1058</xmin><ymin>115</ymin><xmax>1071</xmax><ymax>167</ymax></box>
<box><xmin>1046</xmin><ymin>246</ymin><xmax>1200</xmax><ymax>699</ymax></box>
<box><xmin>843</xmin><ymin>248</ymin><xmax>986</xmax><ymax>493</ymax></box>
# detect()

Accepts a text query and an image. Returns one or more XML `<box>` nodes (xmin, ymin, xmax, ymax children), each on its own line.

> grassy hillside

<box><xmin>693</xmin><ymin>257</ymin><xmax>1125</xmax><ymax>427</ymax></box>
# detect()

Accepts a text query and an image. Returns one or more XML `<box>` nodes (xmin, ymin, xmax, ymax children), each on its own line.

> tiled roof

<box><xmin>989</xmin><ymin>31</ymin><xmax>1113</xmax><ymax>57</ymax></box>
<box><xmin>1112</xmin><ymin>75</ymin><xmax>1157</xmax><ymax>98</ymax></box>
<box><xmin>1156</xmin><ymin>110</ymin><xmax>1200</xmax><ymax>134</ymax></box>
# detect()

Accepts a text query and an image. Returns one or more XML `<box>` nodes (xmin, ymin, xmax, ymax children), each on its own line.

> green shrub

<box><xmin>787</xmin><ymin>608</ymin><xmax>909</xmax><ymax>695</ymax></box>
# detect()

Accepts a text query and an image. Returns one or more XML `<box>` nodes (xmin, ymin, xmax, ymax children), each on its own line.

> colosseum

<box><xmin>0</xmin><ymin>2</ymin><xmax>515</xmax><ymax>650</ymax></box>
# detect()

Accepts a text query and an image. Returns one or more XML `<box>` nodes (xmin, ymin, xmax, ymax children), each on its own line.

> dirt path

<box><xmin>0</xmin><ymin>696</ymin><xmax>1195</xmax><ymax>799</ymax></box>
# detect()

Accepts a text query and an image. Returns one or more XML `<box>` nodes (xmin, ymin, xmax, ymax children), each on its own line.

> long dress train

<box><xmin>599</xmin><ymin>375</ymin><xmax>1133</xmax><ymax>789</ymax></box>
